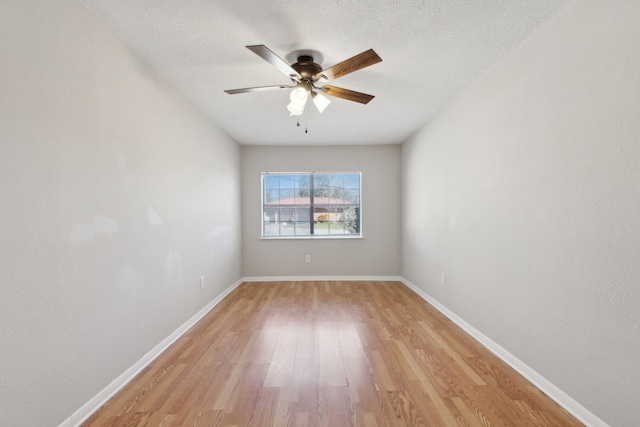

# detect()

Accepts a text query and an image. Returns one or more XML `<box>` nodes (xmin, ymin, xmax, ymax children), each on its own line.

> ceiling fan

<box><xmin>224</xmin><ymin>45</ymin><xmax>382</xmax><ymax>116</ymax></box>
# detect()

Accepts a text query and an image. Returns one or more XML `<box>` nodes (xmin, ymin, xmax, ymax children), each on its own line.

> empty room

<box><xmin>1</xmin><ymin>0</ymin><xmax>639</xmax><ymax>426</ymax></box>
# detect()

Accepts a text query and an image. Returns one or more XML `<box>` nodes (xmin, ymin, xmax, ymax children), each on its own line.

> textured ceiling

<box><xmin>79</xmin><ymin>0</ymin><xmax>570</xmax><ymax>146</ymax></box>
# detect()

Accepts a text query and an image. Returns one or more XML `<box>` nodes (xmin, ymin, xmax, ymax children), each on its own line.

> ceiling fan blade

<box><xmin>246</xmin><ymin>45</ymin><xmax>301</xmax><ymax>80</ymax></box>
<box><xmin>320</xmin><ymin>85</ymin><xmax>375</xmax><ymax>104</ymax></box>
<box><xmin>315</xmin><ymin>49</ymin><xmax>382</xmax><ymax>81</ymax></box>
<box><xmin>224</xmin><ymin>85</ymin><xmax>293</xmax><ymax>95</ymax></box>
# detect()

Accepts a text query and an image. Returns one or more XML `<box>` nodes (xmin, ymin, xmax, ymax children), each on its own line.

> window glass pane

<box><xmin>263</xmin><ymin>175</ymin><xmax>280</xmax><ymax>189</ymax></box>
<box><xmin>279</xmin><ymin>222</ymin><xmax>295</xmax><ymax>235</ymax></box>
<box><xmin>313</xmin><ymin>207</ymin><xmax>329</xmax><ymax>223</ymax></box>
<box><xmin>263</xmin><ymin>222</ymin><xmax>279</xmax><ymax>236</ymax></box>
<box><xmin>329</xmin><ymin>208</ymin><xmax>342</xmax><ymax>221</ymax></box>
<box><xmin>293</xmin><ymin>174</ymin><xmax>310</xmax><ymax>196</ymax></box>
<box><xmin>344</xmin><ymin>173</ymin><xmax>360</xmax><ymax>189</ymax></box>
<box><xmin>343</xmin><ymin>190</ymin><xmax>359</xmax><ymax>205</ymax></box>
<box><xmin>343</xmin><ymin>207</ymin><xmax>357</xmax><ymax>221</ymax></box>
<box><xmin>264</xmin><ymin>189</ymin><xmax>279</xmax><ymax>204</ymax></box>
<box><xmin>295</xmin><ymin>222</ymin><xmax>311</xmax><ymax>235</ymax></box>
<box><xmin>344</xmin><ymin>221</ymin><xmax>358</xmax><ymax>234</ymax></box>
<box><xmin>263</xmin><ymin>208</ymin><xmax>278</xmax><ymax>222</ymax></box>
<box><xmin>279</xmin><ymin>208</ymin><xmax>294</xmax><ymax>221</ymax></box>
<box><xmin>279</xmin><ymin>174</ymin><xmax>296</xmax><ymax>190</ymax></box>
<box><xmin>328</xmin><ymin>222</ymin><xmax>346</xmax><ymax>235</ymax></box>
<box><xmin>314</xmin><ymin>174</ymin><xmax>331</xmax><ymax>189</ymax></box>
<box><xmin>278</xmin><ymin>189</ymin><xmax>295</xmax><ymax>202</ymax></box>
<box><xmin>314</xmin><ymin>221</ymin><xmax>329</xmax><ymax>235</ymax></box>
<box><xmin>296</xmin><ymin>208</ymin><xmax>310</xmax><ymax>220</ymax></box>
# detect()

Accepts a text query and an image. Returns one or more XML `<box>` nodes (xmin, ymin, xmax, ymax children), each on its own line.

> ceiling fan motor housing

<box><xmin>292</xmin><ymin>55</ymin><xmax>323</xmax><ymax>81</ymax></box>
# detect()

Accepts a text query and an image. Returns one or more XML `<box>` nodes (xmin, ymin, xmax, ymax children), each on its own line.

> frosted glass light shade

<box><xmin>287</xmin><ymin>87</ymin><xmax>309</xmax><ymax>116</ymax></box>
<box><xmin>287</xmin><ymin>102</ymin><xmax>305</xmax><ymax>116</ymax></box>
<box><xmin>312</xmin><ymin>92</ymin><xmax>331</xmax><ymax>113</ymax></box>
<box><xmin>290</xmin><ymin>87</ymin><xmax>308</xmax><ymax>105</ymax></box>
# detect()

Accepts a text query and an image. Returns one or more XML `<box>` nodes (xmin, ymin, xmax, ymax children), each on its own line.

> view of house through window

<box><xmin>262</xmin><ymin>172</ymin><xmax>361</xmax><ymax>237</ymax></box>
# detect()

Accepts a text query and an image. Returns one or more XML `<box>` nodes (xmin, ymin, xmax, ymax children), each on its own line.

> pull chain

<box><xmin>293</xmin><ymin>116</ymin><xmax>308</xmax><ymax>133</ymax></box>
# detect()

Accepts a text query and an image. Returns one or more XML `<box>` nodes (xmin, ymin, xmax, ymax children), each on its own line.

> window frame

<box><xmin>260</xmin><ymin>171</ymin><xmax>363</xmax><ymax>239</ymax></box>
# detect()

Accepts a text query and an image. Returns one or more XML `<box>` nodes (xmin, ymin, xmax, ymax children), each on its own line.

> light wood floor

<box><xmin>83</xmin><ymin>281</ymin><xmax>583</xmax><ymax>426</ymax></box>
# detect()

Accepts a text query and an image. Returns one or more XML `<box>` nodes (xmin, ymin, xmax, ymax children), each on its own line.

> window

<box><xmin>262</xmin><ymin>172</ymin><xmax>361</xmax><ymax>238</ymax></box>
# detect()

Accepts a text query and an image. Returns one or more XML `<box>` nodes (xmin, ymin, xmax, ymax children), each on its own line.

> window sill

<box><xmin>259</xmin><ymin>235</ymin><xmax>364</xmax><ymax>240</ymax></box>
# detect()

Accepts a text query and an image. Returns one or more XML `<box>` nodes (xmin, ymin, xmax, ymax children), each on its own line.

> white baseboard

<box><xmin>399</xmin><ymin>277</ymin><xmax>608</xmax><ymax>427</ymax></box>
<box><xmin>59</xmin><ymin>278</ymin><xmax>244</xmax><ymax>427</ymax></box>
<box><xmin>242</xmin><ymin>275</ymin><xmax>403</xmax><ymax>282</ymax></box>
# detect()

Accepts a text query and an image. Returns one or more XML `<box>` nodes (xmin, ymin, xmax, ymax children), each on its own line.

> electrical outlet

<box><xmin>441</xmin><ymin>273</ymin><xmax>446</xmax><ymax>286</ymax></box>
<box><xmin>200</xmin><ymin>276</ymin><xmax>205</xmax><ymax>288</ymax></box>
<box><xmin>305</xmin><ymin>255</ymin><xmax>311</xmax><ymax>263</ymax></box>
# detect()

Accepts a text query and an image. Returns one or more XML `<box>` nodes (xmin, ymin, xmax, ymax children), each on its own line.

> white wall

<box><xmin>401</xmin><ymin>1</ymin><xmax>640</xmax><ymax>425</ymax></box>
<box><xmin>242</xmin><ymin>145</ymin><xmax>401</xmax><ymax>277</ymax></box>
<box><xmin>0</xmin><ymin>1</ymin><xmax>241</xmax><ymax>425</ymax></box>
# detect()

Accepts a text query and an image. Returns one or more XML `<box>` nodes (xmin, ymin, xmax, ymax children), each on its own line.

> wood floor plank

<box><xmin>339</xmin><ymin>320</ymin><xmax>367</xmax><ymax>359</ymax></box>
<box><xmin>290</xmin><ymin>357</ymin><xmax>320</xmax><ymax>425</ymax></box>
<box><xmin>369</xmin><ymin>350</ymin><xmax>401</xmax><ymax>392</ymax></box>
<box><xmin>264</xmin><ymin>321</ymin><xmax>299</xmax><ymax>387</ymax></box>
<box><xmin>220</xmin><ymin>362</ymin><xmax>270</xmax><ymax>426</ymax></box>
<box><xmin>343</xmin><ymin>356</ymin><xmax>386</xmax><ymax>416</ymax></box>
<box><xmin>295</xmin><ymin>312</ymin><xmax>319</xmax><ymax>359</ymax></box>
<box><xmin>318</xmin><ymin>320</ymin><xmax>347</xmax><ymax>387</ymax></box>
<box><xmin>392</xmin><ymin>340</ymin><xmax>460</xmax><ymax>426</ymax></box>
<box><xmin>83</xmin><ymin>281</ymin><xmax>583</xmax><ymax>427</ymax></box>
<box><xmin>318</xmin><ymin>386</ymin><xmax>355</xmax><ymax>427</ymax></box>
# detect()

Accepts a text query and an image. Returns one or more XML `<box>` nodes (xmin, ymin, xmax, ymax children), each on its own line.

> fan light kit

<box><xmin>225</xmin><ymin>45</ymin><xmax>382</xmax><ymax>126</ymax></box>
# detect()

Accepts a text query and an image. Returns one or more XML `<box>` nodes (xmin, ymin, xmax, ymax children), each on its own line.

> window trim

<box><xmin>260</xmin><ymin>171</ymin><xmax>363</xmax><ymax>239</ymax></box>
